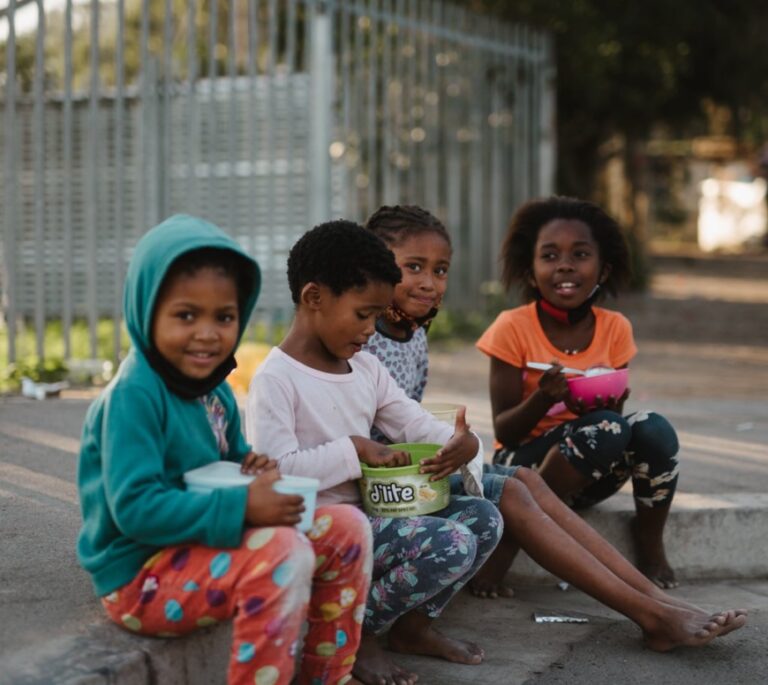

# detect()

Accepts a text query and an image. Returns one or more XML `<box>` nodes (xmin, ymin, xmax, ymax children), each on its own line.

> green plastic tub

<box><xmin>358</xmin><ymin>443</ymin><xmax>450</xmax><ymax>517</ymax></box>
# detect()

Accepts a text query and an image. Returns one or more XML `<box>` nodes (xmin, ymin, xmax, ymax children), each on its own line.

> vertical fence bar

<box><xmin>160</xmin><ymin>0</ymin><xmax>173</xmax><ymax>219</ymax></box>
<box><xmin>423</xmin><ymin>0</ymin><xmax>438</xmax><ymax>214</ymax></box>
<box><xmin>246</xmin><ymin>0</ymin><xmax>256</xmax><ymax>249</ymax></box>
<box><xmin>138</xmin><ymin>0</ymin><xmax>149</xmax><ymax>229</ymax></box>
<box><xmin>207</xmin><ymin>0</ymin><xmax>219</xmax><ymax>214</ymax></box>
<box><xmin>467</xmin><ymin>14</ymin><xmax>484</xmax><ymax>302</ymax></box>
<box><xmin>285</xmin><ymin>0</ymin><xmax>301</xmax><ymax>243</ymax></box>
<box><xmin>391</xmin><ymin>0</ymin><xmax>404</xmax><ymax>203</ymax></box>
<box><xmin>3</xmin><ymin>0</ymin><xmax>18</xmax><ymax>364</ymax></box>
<box><xmin>227</xmin><ymin>0</ymin><xmax>238</xmax><ymax>234</ymax></box>
<box><xmin>62</xmin><ymin>0</ymin><xmax>73</xmax><ymax>358</ymax></box>
<box><xmin>32</xmin><ymin>0</ymin><xmax>46</xmax><ymax>359</ymax></box>
<box><xmin>404</xmin><ymin>0</ymin><xmax>417</xmax><ymax>199</ymax></box>
<box><xmin>365</xmin><ymin>0</ymin><xmax>378</xmax><ymax>217</ymax></box>
<box><xmin>339</xmin><ymin>1</ymin><xmax>353</xmax><ymax>216</ymax></box>
<box><xmin>85</xmin><ymin>0</ymin><xmax>100</xmax><ymax>358</ymax></box>
<box><xmin>348</xmin><ymin>0</ymin><xmax>362</xmax><ymax>219</ymax></box>
<box><xmin>308</xmin><ymin>0</ymin><xmax>332</xmax><ymax>226</ymax></box>
<box><xmin>113</xmin><ymin>0</ymin><xmax>126</xmax><ymax>363</ymax></box>
<box><xmin>379</xmin><ymin>0</ymin><xmax>391</xmax><ymax>204</ymax></box>
<box><xmin>265</xmin><ymin>0</ymin><xmax>277</xmax><ymax>338</ymax></box>
<box><xmin>246</xmin><ymin>0</ymin><xmax>258</xmax><ymax>296</ymax></box>
<box><xmin>488</xmin><ymin>18</ymin><xmax>503</xmax><ymax>281</ymax></box>
<box><xmin>187</xmin><ymin>0</ymin><xmax>199</xmax><ymax>214</ymax></box>
<box><xmin>286</xmin><ymin>0</ymin><xmax>298</xmax><ymax>238</ymax></box>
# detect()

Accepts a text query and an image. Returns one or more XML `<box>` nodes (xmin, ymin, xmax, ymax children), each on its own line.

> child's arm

<box><xmin>490</xmin><ymin>357</ymin><xmax>569</xmax><ymax>447</ymax></box>
<box><xmin>245</xmin><ymin>373</ymin><xmax>366</xmax><ymax>490</ymax></box>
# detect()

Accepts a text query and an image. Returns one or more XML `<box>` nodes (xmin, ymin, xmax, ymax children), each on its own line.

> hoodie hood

<box><xmin>124</xmin><ymin>214</ymin><xmax>261</xmax><ymax>358</ymax></box>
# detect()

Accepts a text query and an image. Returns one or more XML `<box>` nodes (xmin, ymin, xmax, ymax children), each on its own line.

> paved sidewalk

<box><xmin>2</xmin><ymin>252</ymin><xmax>768</xmax><ymax>683</ymax></box>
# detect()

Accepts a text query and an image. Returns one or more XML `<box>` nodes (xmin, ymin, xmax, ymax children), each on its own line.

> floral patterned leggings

<box><xmin>101</xmin><ymin>505</ymin><xmax>372</xmax><ymax>685</ymax></box>
<box><xmin>364</xmin><ymin>494</ymin><xmax>503</xmax><ymax>634</ymax></box>
<box><xmin>495</xmin><ymin>410</ymin><xmax>679</xmax><ymax>509</ymax></box>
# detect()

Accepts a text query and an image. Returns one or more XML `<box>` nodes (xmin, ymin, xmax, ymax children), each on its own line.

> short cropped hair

<box><xmin>287</xmin><ymin>219</ymin><xmax>402</xmax><ymax>303</ymax></box>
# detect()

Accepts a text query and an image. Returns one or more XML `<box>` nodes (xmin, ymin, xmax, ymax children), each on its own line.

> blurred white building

<box><xmin>698</xmin><ymin>176</ymin><xmax>767</xmax><ymax>252</ymax></box>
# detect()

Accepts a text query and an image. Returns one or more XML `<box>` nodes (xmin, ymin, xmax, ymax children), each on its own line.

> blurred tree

<box><xmin>471</xmin><ymin>0</ymin><xmax>768</xmax><ymax>191</ymax></box>
<box><xmin>470</xmin><ymin>0</ymin><xmax>768</xmax><ymax>281</ymax></box>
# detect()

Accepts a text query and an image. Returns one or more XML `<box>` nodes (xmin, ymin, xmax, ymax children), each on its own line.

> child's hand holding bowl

<box><xmin>419</xmin><ymin>406</ymin><xmax>479</xmax><ymax>481</ymax></box>
<box><xmin>565</xmin><ymin>368</ymin><xmax>630</xmax><ymax>414</ymax></box>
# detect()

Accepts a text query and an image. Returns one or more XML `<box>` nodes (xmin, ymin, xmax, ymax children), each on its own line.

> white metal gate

<box><xmin>1</xmin><ymin>0</ymin><xmax>554</xmax><ymax>364</ymax></box>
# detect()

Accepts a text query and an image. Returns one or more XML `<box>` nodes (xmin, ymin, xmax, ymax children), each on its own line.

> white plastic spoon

<box><xmin>526</xmin><ymin>362</ymin><xmax>586</xmax><ymax>376</ymax></box>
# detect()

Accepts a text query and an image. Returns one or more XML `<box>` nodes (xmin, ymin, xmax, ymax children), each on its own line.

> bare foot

<box><xmin>467</xmin><ymin>538</ymin><xmax>518</xmax><ymax>599</ymax></box>
<box><xmin>632</xmin><ymin>518</ymin><xmax>679</xmax><ymax>589</ymax></box>
<box><xmin>468</xmin><ymin>576</ymin><xmax>515</xmax><ymax>599</ymax></box>
<box><xmin>352</xmin><ymin>633</ymin><xmax>418</xmax><ymax>685</ymax></box>
<box><xmin>642</xmin><ymin>605</ymin><xmax>747</xmax><ymax>652</ymax></box>
<box><xmin>388</xmin><ymin>613</ymin><xmax>484</xmax><ymax>665</ymax></box>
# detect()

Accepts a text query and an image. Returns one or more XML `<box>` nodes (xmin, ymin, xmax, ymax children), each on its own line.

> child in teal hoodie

<box><xmin>76</xmin><ymin>214</ymin><xmax>373</xmax><ymax>685</ymax></box>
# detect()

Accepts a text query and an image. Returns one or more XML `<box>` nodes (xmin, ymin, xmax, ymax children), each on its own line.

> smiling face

<box><xmin>390</xmin><ymin>232</ymin><xmax>452</xmax><ymax>318</ymax></box>
<box><xmin>530</xmin><ymin>219</ymin><xmax>607</xmax><ymax>309</ymax></box>
<box><xmin>151</xmin><ymin>267</ymin><xmax>240</xmax><ymax>379</ymax></box>
<box><xmin>312</xmin><ymin>280</ymin><xmax>394</xmax><ymax>363</ymax></box>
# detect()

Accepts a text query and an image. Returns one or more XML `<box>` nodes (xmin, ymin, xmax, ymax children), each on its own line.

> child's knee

<box><xmin>439</xmin><ymin>519</ymin><xmax>478</xmax><ymax>571</ymax></box>
<box><xmin>629</xmin><ymin>411</ymin><xmax>679</xmax><ymax>460</ymax></box>
<box><xmin>513</xmin><ymin>465</ymin><xmax>546</xmax><ymax>494</ymax></box>
<box><xmin>471</xmin><ymin>497</ymin><xmax>504</xmax><ymax>548</ymax></box>
<box><xmin>248</xmin><ymin>526</ymin><xmax>314</xmax><ymax>568</ymax></box>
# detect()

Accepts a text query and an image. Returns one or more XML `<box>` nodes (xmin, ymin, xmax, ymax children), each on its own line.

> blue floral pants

<box><xmin>495</xmin><ymin>410</ymin><xmax>679</xmax><ymax>509</ymax></box>
<box><xmin>364</xmin><ymin>495</ymin><xmax>503</xmax><ymax>634</ymax></box>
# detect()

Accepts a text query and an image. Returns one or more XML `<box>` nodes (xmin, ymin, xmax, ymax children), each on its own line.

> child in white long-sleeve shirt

<box><xmin>246</xmin><ymin>220</ymin><xmax>503</xmax><ymax>685</ymax></box>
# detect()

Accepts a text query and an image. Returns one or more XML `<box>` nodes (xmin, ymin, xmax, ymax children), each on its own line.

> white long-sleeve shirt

<box><xmin>245</xmin><ymin>347</ymin><xmax>484</xmax><ymax>506</ymax></box>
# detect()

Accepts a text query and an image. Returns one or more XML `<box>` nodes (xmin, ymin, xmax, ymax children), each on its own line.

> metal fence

<box><xmin>1</xmin><ymin>0</ymin><xmax>555</xmax><ymax>364</ymax></box>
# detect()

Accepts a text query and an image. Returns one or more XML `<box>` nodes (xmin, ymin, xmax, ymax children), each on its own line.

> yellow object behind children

<box><xmin>228</xmin><ymin>342</ymin><xmax>273</xmax><ymax>395</ymax></box>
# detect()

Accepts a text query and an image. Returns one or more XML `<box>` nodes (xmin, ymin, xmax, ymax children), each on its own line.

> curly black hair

<box><xmin>501</xmin><ymin>196</ymin><xmax>631</xmax><ymax>301</ymax></box>
<box><xmin>287</xmin><ymin>219</ymin><xmax>402</xmax><ymax>303</ymax></box>
<box><xmin>365</xmin><ymin>204</ymin><xmax>452</xmax><ymax>251</ymax></box>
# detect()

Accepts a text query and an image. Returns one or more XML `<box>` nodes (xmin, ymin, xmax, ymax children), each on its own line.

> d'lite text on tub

<box><xmin>369</xmin><ymin>481</ymin><xmax>416</xmax><ymax>504</ymax></box>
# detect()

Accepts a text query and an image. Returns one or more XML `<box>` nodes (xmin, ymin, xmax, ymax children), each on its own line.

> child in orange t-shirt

<box><xmin>477</xmin><ymin>196</ymin><xmax>679</xmax><ymax>590</ymax></box>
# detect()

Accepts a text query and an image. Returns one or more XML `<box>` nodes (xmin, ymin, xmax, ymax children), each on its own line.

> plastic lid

<box><xmin>183</xmin><ymin>461</ymin><xmax>253</xmax><ymax>489</ymax></box>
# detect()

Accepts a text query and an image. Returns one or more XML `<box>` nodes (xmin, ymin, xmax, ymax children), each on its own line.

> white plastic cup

<box><xmin>183</xmin><ymin>462</ymin><xmax>319</xmax><ymax>533</ymax></box>
<box><xmin>272</xmin><ymin>475</ymin><xmax>320</xmax><ymax>532</ymax></box>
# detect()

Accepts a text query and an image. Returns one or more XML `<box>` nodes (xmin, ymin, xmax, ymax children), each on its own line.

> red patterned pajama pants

<box><xmin>101</xmin><ymin>505</ymin><xmax>372</xmax><ymax>685</ymax></box>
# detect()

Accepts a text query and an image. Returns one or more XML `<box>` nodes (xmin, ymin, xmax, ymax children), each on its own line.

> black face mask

<box><xmin>536</xmin><ymin>284</ymin><xmax>601</xmax><ymax>325</ymax></box>
<box><xmin>145</xmin><ymin>346</ymin><xmax>238</xmax><ymax>400</ymax></box>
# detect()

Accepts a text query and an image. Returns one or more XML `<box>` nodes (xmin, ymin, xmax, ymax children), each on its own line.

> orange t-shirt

<box><xmin>476</xmin><ymin>302</ymin><xmax>637</xmax><ymax>441</ymax></box>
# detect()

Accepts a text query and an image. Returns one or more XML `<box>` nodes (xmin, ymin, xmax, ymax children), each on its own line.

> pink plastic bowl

<box><xmin>566</xmin><ymin>368</ymin><xmax>629</xmax><ymax>408</ymax></box>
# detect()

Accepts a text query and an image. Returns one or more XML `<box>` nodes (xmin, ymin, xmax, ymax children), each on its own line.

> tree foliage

<box><xmin>469</xmin><ymin>0</ymin><xmax>768</xmax><ymax>197</ymax></box>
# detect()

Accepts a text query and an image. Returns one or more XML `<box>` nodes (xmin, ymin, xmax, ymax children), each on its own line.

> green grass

<box><xmin>0</xmin><ymin>319</ymin><xmax>131</xmax><ymax>392</ymax></box>
<box><xmin>0</xmin><ymin>317</ymin><xmax>290</xmax><ymax>393</ymax></box>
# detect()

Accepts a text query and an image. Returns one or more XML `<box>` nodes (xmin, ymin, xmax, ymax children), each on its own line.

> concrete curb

<box><xmin>10</xmin><ymin>493</ymin><xmax>768</xmax><ymax>685</ymax></box>
<box><xmin>6</xmin><ymin>623</ymin><xmax>231</xmax><ymax>685</ymax></box>
<box><xmin>509</xmin><ymin>492</ymin><xmax>768</xmax><ymax>584</ymax></box>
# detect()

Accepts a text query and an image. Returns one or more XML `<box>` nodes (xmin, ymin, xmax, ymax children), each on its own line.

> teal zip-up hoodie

<box><xmin>76</xmin><ymin>215</ymin><xmax>261</xmax><ymax>596</ymax></box>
